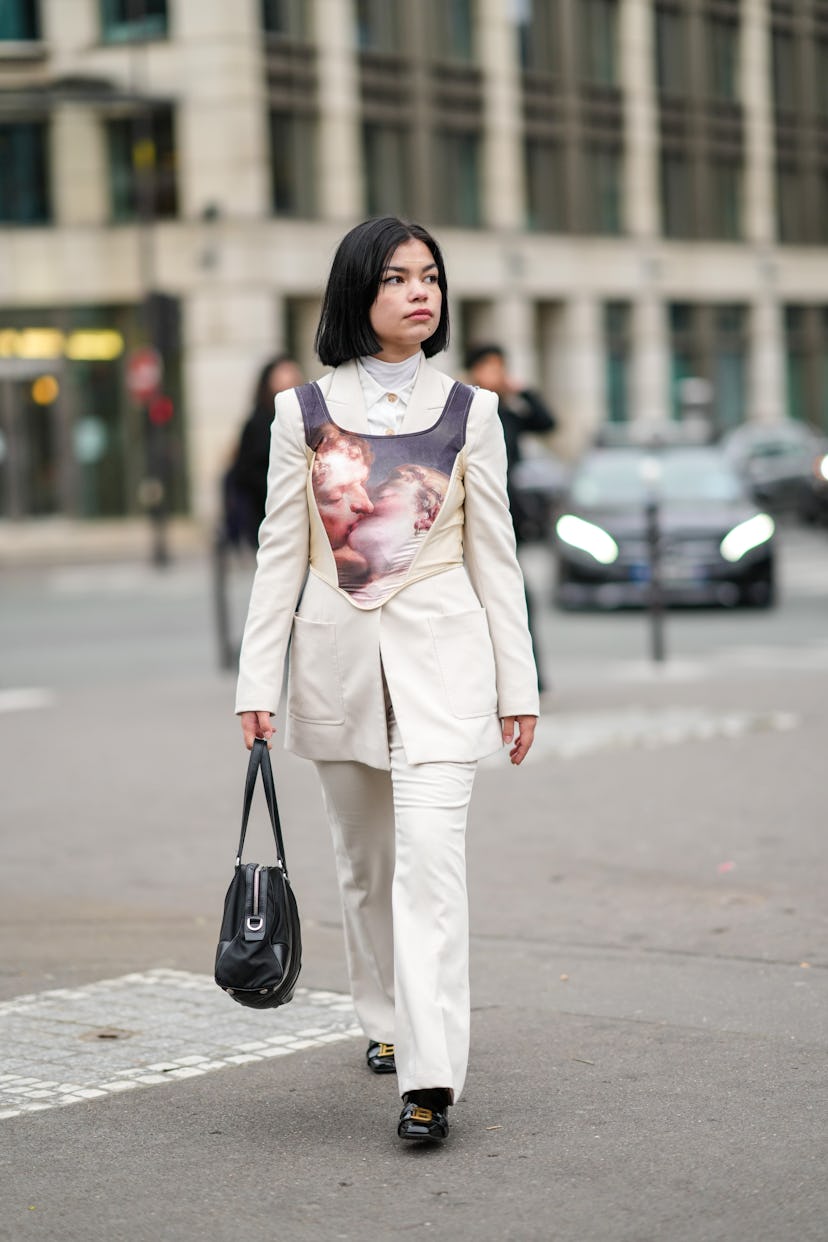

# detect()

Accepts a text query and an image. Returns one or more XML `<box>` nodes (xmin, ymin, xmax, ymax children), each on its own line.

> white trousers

<box><xmin>315</xmin><ymin>711</ymin><xmax>476</xmax><ymax>1101</ymax></box>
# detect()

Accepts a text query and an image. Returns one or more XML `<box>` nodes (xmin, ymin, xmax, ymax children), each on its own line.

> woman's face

<box><xmin>369</xmin><ymin>238</ymin><xmax>442</xmax><ymax>363</ymax></box>
<box><xmin>267</xmin><ymin>360</ymin><xmax>303</xmax><ymax>397</ymax></box>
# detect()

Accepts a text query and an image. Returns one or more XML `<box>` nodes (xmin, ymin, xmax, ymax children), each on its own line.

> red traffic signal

<box><xmin>148</xmin><ymin>394</ymin><xmax>175</xmax><ymax>426</ymax></box>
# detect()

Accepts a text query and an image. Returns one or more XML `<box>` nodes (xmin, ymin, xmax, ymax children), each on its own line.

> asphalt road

<box><xmin>0</xmin><ymin>524</ymin><xmax>826</xmax><ymax>1242</ymax></box>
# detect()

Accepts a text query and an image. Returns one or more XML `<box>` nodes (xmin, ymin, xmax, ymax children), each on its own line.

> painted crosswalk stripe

<box><xmin>0</xmin><ymin>969</ymin><xmax>359</xmax><ymax>1122</ymax></box>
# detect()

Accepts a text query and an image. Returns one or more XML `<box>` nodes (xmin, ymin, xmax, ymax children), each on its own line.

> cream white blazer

<box><xmin>235</xmin><ymin>356</ymin><xmax>539</xmax><ymax>767</ymax></box>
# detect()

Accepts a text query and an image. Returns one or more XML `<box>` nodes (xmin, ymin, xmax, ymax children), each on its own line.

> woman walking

<box><xmin>236</xmin><ymin>217</ymin><xmax>538</xmax><ymax>1143</ymax></box>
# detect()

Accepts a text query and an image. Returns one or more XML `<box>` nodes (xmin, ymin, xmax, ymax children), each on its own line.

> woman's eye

<box><xmin>425</xmin><ymin>274</ymin><xmax>438</xmax><ymax>283</ymax></box>
<box><xmin>383</xmin><ymin>275</ymin><xmax>403</xmax><ymax>285</ymax></box>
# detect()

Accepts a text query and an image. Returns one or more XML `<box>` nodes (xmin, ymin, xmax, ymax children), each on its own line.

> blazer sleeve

<box><xmin>235</xmin><ymin>390</ymin><xmax>311</xmax><ymax>715</ymax></box>
<box><xmin>462</xmin><ymin>388</ymin><xmax>541</xmax><ymax>717</ymax></box>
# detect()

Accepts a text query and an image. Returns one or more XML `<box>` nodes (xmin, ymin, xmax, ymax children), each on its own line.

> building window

<box><xmin>784</xmin><ymin>307</ymin><xmax>808</xmax><ymax>423</ymax></box>
<box><xmin>771</xmin><ymin>28</ymin><xmax>797</xmax><ymax>113</ymax></box>
<box><xmin>578</xmin><ymin>0</ymin><xmax>618</xmax><ymax>86</ymax></box>
<box><xmin>430</xmin><ymin>0</ymin><xmax>474</xmax><ymax>62</ymax></box>
<box><xmin>655</xmin><ymin>5</ymin><xmax>686</xmax><ymax>96</ymax></box>
<box><xmin>433</xmin><ymin>131</ymin><xmax>481</xmax><ymax>226</ymax></box>
<box><xmin>660</xmin><ymin>151</ymin><xmax>692</xmax><ymax>238</ymax></box>
<box><xmin>363</xmin><ymin>122</ymin><xmax>410</xmax><ymax>216</ymax></box>
<box><xmin>776</xmin><ymin>162</ymin><xmax>804</xmax><ymax>244</ymax></box>
<box><xmin>516</xmin><ymin>0</ymin><xmax>557</xmax><ymax>74</ymax></box>
<box><xmin>583</xmin><ymin>146</ymin><xmax>623</xmax><ymax>234</ymax></box>
<box><xmin>668</xmin><ymin>303</ymin><xmax>699</xmax><ymax>419</ymax></box>
<box><xmin>107</xmin><ymin>108</ymin><xmax>177</xmax><ymax>221</ymax></box>
<box><xmin>709</xmin><ymin>160</ymin><xmax>741</xmax><ymax>239</ymax></box>
<box><xmin>0</xmin><ymin>122</ymin><xmax>49</xmax><ymax>222</ymax></box>
<box><xmin>100</xmin><ymin>0</ymin><xmax>167</xmax><ymax>43</ymax></box>
<box><xmin>525</xmin><ymin>139</ymin><xmax>564</xmax><ymax>231</ymax></box>
<box><xmin>269</xmin><ymin>111</ymin><xmax>316</xmax><ymax>217</ymax></box>
<box><xmin>712</xmin><ymin>305</ymin><xmax>746</xmax><ymax>431</ymax></box>
<box><xmin>262</xmin><ymin>0</ymin><xmax>308</xmax><ymax>38</ymax></box>
<box><xmin>817</xmin><ymin>40</ymin><xmax>828</xmax><ymax>120</ymax></box>
<box><xmin>0</xmin><ymin>0</ymin><xmax>39</xmax><ymax>39</ymax></box>
<box><xmin>604</xmin><ymin>303</ymin><xmax>630</xmax><ymax>423</ymax></box>
<box><xmin>356</xmin><ymin>0</ymin><xmax>401</xmax><ymax>52</ymax></box>
<box><xmin>706</xmin><ymin>16</ymin><xmax>739</xmax><ymax>102</ymax></box>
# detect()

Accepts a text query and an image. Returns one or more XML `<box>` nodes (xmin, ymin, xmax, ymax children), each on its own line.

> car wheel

<box><xmin>739</xmin><ymin>572</ymin><xmax>776</xmax><ymax>609</ymax></box>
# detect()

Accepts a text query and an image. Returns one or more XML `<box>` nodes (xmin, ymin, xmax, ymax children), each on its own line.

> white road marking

<box><xmin>0</xmin><ymin>969</ymin><xmax>359</xmax><ymax>1122</ymax></box>
<box><xmin>0</xmin><ymin>688</ymin><xmax>56</xmax><ymax>714</ymax></box>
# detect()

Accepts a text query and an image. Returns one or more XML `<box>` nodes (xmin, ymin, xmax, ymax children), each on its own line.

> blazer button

<box><xmin>384</xmin><ymin>428</ymin><xmax>396</xmax><ymax>436</ymax></box>
<box><xmin>387</xmin><ymin>393</ymin><xmax>398</xmax><ymax>403</ymax></box>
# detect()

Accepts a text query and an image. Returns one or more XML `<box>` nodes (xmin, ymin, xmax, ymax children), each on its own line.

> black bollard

<box><xmin>645</xmin><ymin>495</ymin><xmax>666</xmax><ymax>663</ymax></box>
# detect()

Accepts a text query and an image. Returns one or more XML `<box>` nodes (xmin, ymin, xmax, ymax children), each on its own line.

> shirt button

<box><xmin>387</xmin><ymin>393</ymin><xmax>398</xmax><ymax>403</ymax></box>
<box><xmin>384</xmin><ymin>428</ymin><xmax>396</xmax><ymax>436</ymax></box>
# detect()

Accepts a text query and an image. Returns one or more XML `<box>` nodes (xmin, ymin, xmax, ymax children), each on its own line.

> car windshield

<box><xmin>571</xmin><ymin>450</ymin><xmax>743</xmax><ymax>507</ymax></box>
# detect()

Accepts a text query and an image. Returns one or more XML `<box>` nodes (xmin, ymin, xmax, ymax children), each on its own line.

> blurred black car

<box><xmin>721</xmin><ymin>420</ymin><xmax>828</xmax><ymax>522</ymax></box>
<box><xmin>509</xmin><ymin>450</ymin><xmax>570</xmax><ymax>542</ymax></box>
<box><xmin>554</xmin><ymin>446</ymin><xmax>776</xmax><ymax>609</ymax></box>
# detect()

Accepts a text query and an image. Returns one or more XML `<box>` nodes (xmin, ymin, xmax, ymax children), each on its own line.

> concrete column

<box><xmin>494</xmin><ymin>294</ymin><xmax>536</xmax><ymax>387</ymax></box>
<box><xmin>51</xmin><ymin>105</ymin><xmax>108</xmax><ymax>226</ymax></box>
<box><xmin>620</xmin><ymin>0</ymin><xmax>660</xmax><ymax>238</ymax></box>
<box><xmin>748</xmin><ymin>294</ymin><xmax>786</xmax><ymax>423</ymax></box>
<box><xmin>547</xmin><ymin>295</ymin><xmax>605</xmax><ymax>456</ymax></box>
<box><xmin>175</xmin><ymin>0</ymin><xmax>270</xmax><ymax>219</ymax></box>
<box><xmin>742</xmin><ymin>0</ymin><xmax>775</xmax><ymax>245</ymax></box>
<box><xmin>630</xmin><ymin>289</ymin><xmax>671</xmax><ymax>423</ymax></box>
<box><xmin>477</xmin><ymin>0</ymin><xmax>524</xmax><ymax>230</ymax></box>
<box><xmin>183</xmin><ymin>286</ymin><xmax>279</xmax><ymax>521</ymax></box>
<box><xmin>41</xmin><ymin>0</ymin><xmax>97</xmax><ymax>62</ymax></box>
<box><xmin>314</xmin><ymin>0</ymin><xmax>362</xmax><ymax>222</ymax></box>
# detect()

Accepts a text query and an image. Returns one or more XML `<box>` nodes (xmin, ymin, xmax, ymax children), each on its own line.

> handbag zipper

<box><xmin>246</xmin><ymin>864</ymin><xmax>266</xmax><ymax>933</ymax></box>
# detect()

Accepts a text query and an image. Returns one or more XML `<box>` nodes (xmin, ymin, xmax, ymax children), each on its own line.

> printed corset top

<box><xmin>296</xmin><ymin>380</ymin><xmax>473</xmax><ymax>607</ymax></box>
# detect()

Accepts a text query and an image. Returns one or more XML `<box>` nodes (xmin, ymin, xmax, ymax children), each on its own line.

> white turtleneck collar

<box><xmin>358</xmin><ymin>350</ymin><xmax>422</xmax><ymax>392</ymax></box>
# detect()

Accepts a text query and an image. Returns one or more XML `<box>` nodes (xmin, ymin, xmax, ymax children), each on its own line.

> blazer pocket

<box><xmin>429</xmin><ymin>608</ymin><xmax>498</xmax><ymax>719</ymax></box>
<box><xmin>288</xmin><ymin>616</ymin><xmax>345</xmax><ymax>725</ymax></box>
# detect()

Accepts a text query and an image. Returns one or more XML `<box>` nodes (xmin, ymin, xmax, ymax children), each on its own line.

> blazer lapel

<box><xmin>319</xmin><ymin>360</ymin><xmax>370</xmax><ymax>434</ymax></box>
<box><xmin>399</xmin><ymin>357</ymin><xmax>453</xmax><ymax>433</ymax></box>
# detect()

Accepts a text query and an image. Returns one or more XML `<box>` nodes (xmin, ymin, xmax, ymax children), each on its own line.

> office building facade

<box><xmin>1</xmin><ymin>0</ymin><xmax>826</xmax><ymax>521</ymax></box>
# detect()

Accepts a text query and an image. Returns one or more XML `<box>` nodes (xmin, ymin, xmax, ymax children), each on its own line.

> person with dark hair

<box><xmin>464</xmin><ymin>344</ymin><xmax>557</xmax><ymax>539</ymax></box>
<box><xmin>465</xmin><ymin>344</ymin><xmax>556</xmax><ymax>691</ymax></box>
<box><xmin>235</xmin><ymin>217</ymin><xmax>539</xmax><ymax>1145</ymax></box>
<box><xmin>225</xmin><ymin>355</ymin><xmax>304</xmax><ymax>547</ymax></box>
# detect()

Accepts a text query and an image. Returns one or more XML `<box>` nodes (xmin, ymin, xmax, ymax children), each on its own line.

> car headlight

<box><xmin>556</xmin><ymin>514</ymin><xmax>619</xmax><ymax>564</ymax></box>
<box><xmin>817</xmin><ymin>454</ymin><xmax>828</xmax><ymax>483</ymax></box>
<box><xmin>719</xmin><ymin>514</ymin><xmax>775</xmax><ymax>562</ymax></box>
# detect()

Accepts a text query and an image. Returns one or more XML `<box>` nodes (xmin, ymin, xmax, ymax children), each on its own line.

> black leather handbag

<box><xmin>215</xmin><ymin>738</ymin><xmax>302</xmax><ymax>1009</ymax></box>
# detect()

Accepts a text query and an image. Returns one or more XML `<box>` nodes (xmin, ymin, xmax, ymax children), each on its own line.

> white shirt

<box><xmin>357</xmin><ymin>352</ymin><xmax>421</xmax><ymax>435</ymax></box>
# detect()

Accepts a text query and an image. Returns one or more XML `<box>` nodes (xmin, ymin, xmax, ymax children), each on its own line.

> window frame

<box><xmin>100</xmin><ymin>0</ymin><xmax>168</xmax><ymax>45</ymax></box>
<box><xmin>0</xmin><ymin>118</ymin><xmax>51</xmax><ymax>223</ymax></box>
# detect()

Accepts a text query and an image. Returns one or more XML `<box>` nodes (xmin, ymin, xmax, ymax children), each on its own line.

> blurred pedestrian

<box><xmin>236</xmin><ymin>216</ymin><xmax>539</xmax><ymax>1144</ymax></box>
<box><xmin>224</xmin><ymin>355</ymin><xmax>304</xmax><ymax>547</ymax></box>
<box><xmin>466</xmin><ymin>343</ymin><xmax>556</xmax><ymax>691</ymax></box>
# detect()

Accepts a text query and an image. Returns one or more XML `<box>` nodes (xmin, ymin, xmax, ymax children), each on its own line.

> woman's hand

<box><xmin>240</xmin><ymin>711</ymin><xmax>274</xmax><ymax>750</ymax></box>
<box><xmin>501</xmin><ymin>715</ymin><xmax>537</xmax><ymax>766</ymax></box>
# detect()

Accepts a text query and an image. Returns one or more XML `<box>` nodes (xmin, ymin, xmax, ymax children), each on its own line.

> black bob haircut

<box><xmin>315</xmin><ymin>217</ymin><xmax>450</xmax><ymax>367</ymax></box>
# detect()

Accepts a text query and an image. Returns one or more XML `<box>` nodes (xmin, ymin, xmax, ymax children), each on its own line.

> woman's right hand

<box><xmin>240</xmin><ymin>711</ymin><xmax>274</xmax><ymax>750</ymax></box>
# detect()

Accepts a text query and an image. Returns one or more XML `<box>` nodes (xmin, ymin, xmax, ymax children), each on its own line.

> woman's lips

<box><xmin>406</xmin><ymin>310</ymin><xmax>433</xmax><ymax>321</ymax></box>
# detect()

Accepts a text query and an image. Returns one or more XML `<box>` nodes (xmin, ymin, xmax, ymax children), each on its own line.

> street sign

<box><xmin>126</xmin><ymin>347</ymin><xmax>163</xmax><ymax>403</ymax></box>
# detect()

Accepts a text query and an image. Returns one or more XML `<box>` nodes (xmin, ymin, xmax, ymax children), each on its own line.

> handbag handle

<box><xmin>235</xmin><ymin>738</ymin><xmax>289</xmax><ymax>876</ymax></box>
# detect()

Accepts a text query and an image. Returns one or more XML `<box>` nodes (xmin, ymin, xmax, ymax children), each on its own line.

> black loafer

<box><xmin>366</xmin><ymin>1041</ymin><xmax>396</xmax><ymax>1074</ymax></box>
<box><xmin>397</xmin><ymin>1100</ymin><xmax>449</xmax><ymax>1142</ymax></box>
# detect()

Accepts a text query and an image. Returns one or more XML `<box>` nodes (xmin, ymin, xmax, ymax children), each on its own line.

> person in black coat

<box><xmin>465</xmin><ymin>344</ymin><xmax>557</xmax><ymax>544</ymax></box>
<box><xmin>225</xmin><ymin>355</ymin><xmax>304</xmax><ymax>548</ymax></box>
<box><xmin>465</xmin><ymin>343</ymin><xmax>557</xmax><ymax>691</ymax></box>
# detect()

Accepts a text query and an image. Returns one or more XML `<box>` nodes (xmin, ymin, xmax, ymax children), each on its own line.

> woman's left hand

<box><xmin>501</xmin><ymin>715</ymin><xmax>537</xmax><ymax>766</ymax></box>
